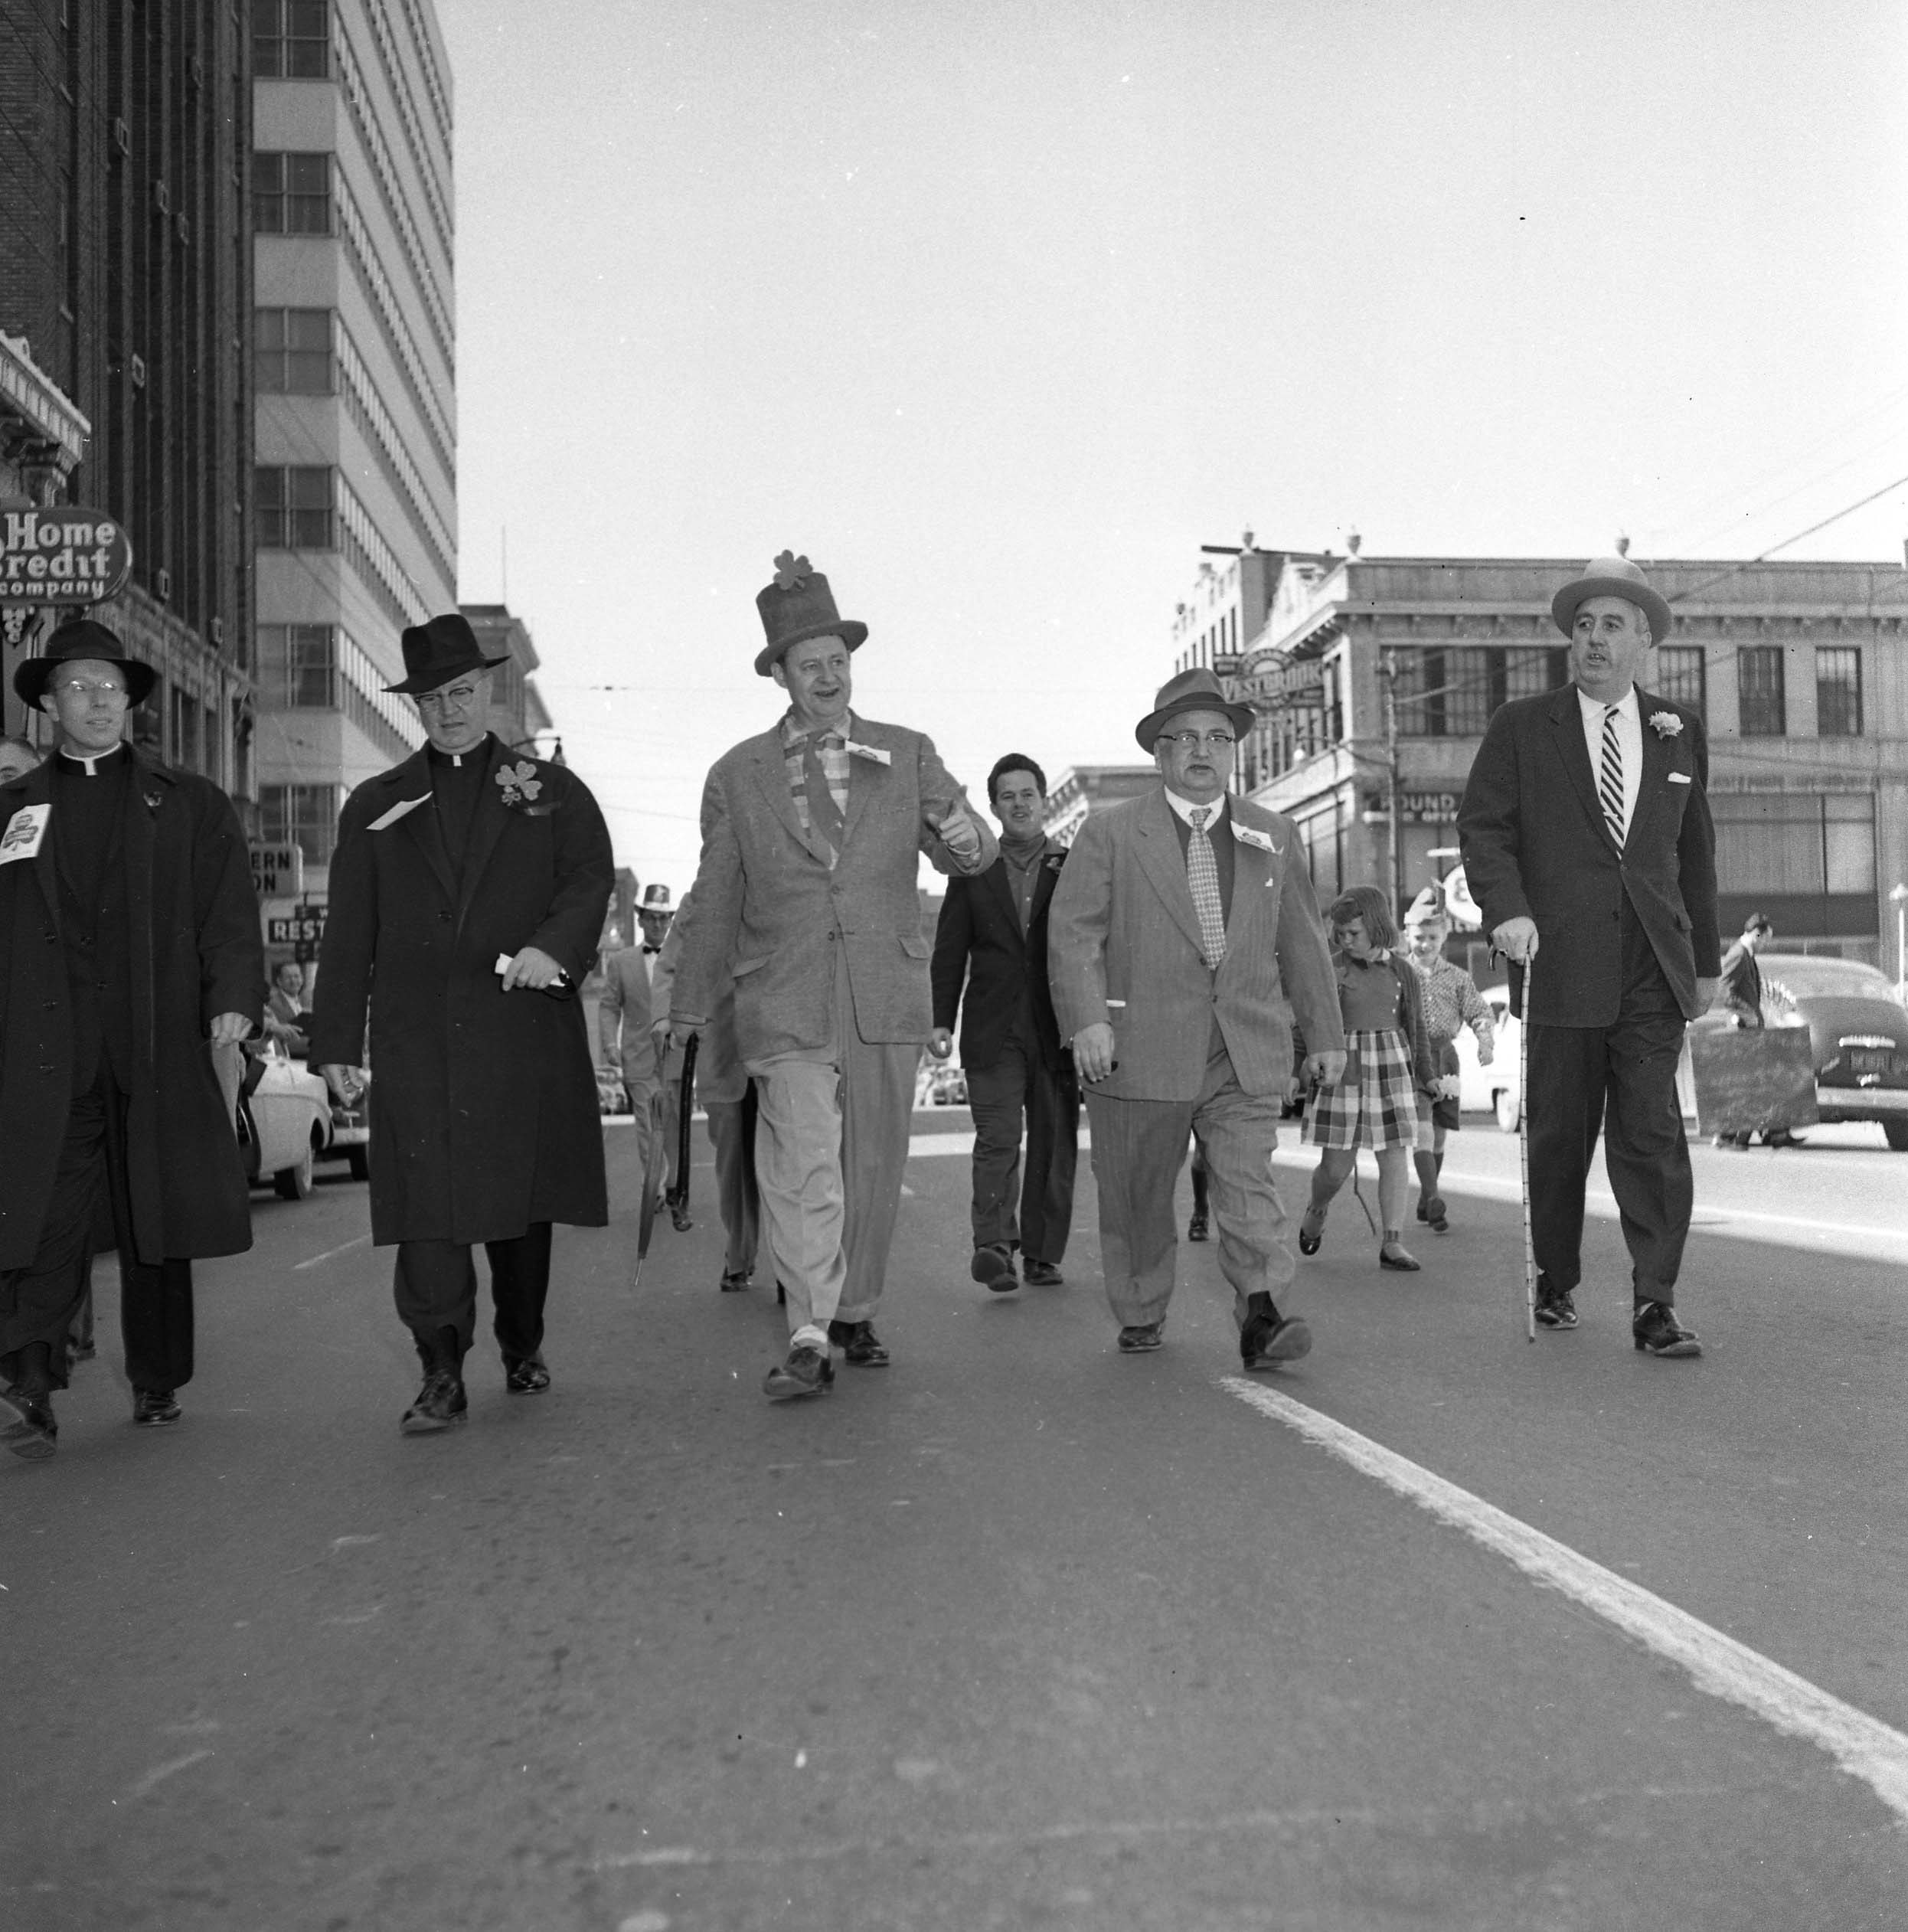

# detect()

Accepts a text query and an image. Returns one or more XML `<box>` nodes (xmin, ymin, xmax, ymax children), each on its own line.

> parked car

<box><xmin>236</xmin><ymin>1037</ymin><xmax>335</xmax><ymax>1197</ymax></box>
<box><xmin>597</xmin><ymin>1065</ymin><xmax>632</xmax><ymax>1116</ymax></box>
<box><xmin>926</xmin><ymin>1063</ymin><xmax>969</xmax><ymax>1107</ymax></box>
<box><xmin>319</xmin><ymin>1071</ymin><xmax>371</xmax><ymax>1182</ymax></box>
<box><xmin>1455</xmin><ymin>984</ymin><xmax>1522</xmax><ymax>1131</ymax></box>
<box><xmin>1698</xmin><ymin>953</ymin><xmax>1908</xmax><ymax>1149</ymax></box>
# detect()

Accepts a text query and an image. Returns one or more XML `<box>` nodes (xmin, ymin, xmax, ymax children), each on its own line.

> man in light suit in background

<box><xmin>1047</xmin><ymin>669</ymin><xmax>1344</xmax><ymax>1364</ymax></box>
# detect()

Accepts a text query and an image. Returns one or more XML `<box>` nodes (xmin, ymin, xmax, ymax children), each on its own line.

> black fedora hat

<box><xmin>1134</xmin><ymin>667</ymin><xmax>1255</xmax><ymax>752</ymax></box>
<box><xmin>386</xmin><ymin>613</ymin><xmax>509</xmax><ymax>695</ymax></box>
<box><xmin>753</xmin><ymin>551</ymin><xmax>867</xmax><ymax>677</ymax></box>
<box><xmin>12</xmin><ymin>616</ymin><xmax>157</xmax><ymax>707</ymax></box>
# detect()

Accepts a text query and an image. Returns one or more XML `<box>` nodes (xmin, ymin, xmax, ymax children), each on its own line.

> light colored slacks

<box><xmin>747</xmin><ymin>954</ymin><xmax>920</xmax><ymax>1335</ymax></box>
<box><xmin>1083</xmin><ymin>1044</ymin><xmax>1295</xmax><ymax>1329</ymax></box>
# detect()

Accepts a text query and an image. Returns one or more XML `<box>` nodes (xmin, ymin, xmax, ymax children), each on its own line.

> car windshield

<box><xmin>1756</xmin><ymin>956</ymin><xmax>1896</xmax><ymax>1001</ymax></box>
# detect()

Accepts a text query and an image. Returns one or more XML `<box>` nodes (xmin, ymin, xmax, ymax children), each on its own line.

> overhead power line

<box><xmin>1668</xmin><ymin>469</ymin><xmax>1908</xmax><ymax>606</ymax></box>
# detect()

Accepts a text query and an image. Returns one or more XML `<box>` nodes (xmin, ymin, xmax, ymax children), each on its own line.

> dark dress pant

<box><xmin>394</xmin><ymin>1224</ymin><xmax>553</xmax><ymax>1362</ymax></box>
<box><xmin>704</xmin><ymin>1083</ymin><xmax>763</xmax><ymax>1276</ymax></box>
<box><xmin>1527</xmin><ymin>900</ymin><xmax>1693</xmax><ymax>1303</ymax></box>
<box><xmin>966</xmin><ymin>1036</ymin><xmax>1080</xmax><ymax>1263</ymax></box>
<box><xmin>0</xmin><ymin>1067</ymin><xmax>194</xmax><ymax>1393</ymax></box>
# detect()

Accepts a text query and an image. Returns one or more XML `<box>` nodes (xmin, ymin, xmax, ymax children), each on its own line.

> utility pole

<box><xmin>1378</xmin><ymin>649</ymin><xmax>1403</xmax><ymax>918</ymax></box>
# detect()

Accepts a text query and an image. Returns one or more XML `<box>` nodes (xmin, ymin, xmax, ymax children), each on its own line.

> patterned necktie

<box><xmin>1598</xmin><ymin>704</ymin><xmax>1625</xmax><ymax>851</ymax></box>
<box><xmin>1187</xmin><ymin>807</ymin><xmax>1227</xmax><ymax>967</ymax></box>
<box><xmin>802</xmin><ymin>736</ymin><xmax>845</xmax><ymax>862</ymax></box>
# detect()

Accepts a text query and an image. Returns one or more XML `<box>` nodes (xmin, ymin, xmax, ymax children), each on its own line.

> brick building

<box><xmin>0</xmin><ymin>2</ymin><xmax>254</xmax><ymax>785</ymax></box>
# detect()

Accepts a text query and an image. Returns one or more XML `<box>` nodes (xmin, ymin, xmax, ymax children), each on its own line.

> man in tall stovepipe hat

<box><xmin>311</xmin><ymin>613</ymin><xmax>615</xmax><ymax>1434</ymax></box>
<box><xmin>0</xmin><ymin>618</ymin><xmax>262</xmax><ymax>1461</ymax></box>
<box><xmin>670</xmin><ymin>552</ymin><xmax>997</xmax><ymax>1401</ymax></box>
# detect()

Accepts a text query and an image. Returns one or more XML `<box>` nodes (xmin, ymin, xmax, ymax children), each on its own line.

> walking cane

<box><xmin>1518</xmin><ymin>952</ymin><xmax>1536</xmax><ymax>1342</ymax></box>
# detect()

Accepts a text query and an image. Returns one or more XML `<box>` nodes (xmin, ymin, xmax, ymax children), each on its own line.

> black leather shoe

<box><xmin>827</xmin><ymin>1319</ymin><xmax>890</xmax><ymax>1366</ymax></box>
<box><xmin>1239</xmin><ymin>1293</ymin><xmax>1313</xmax><ymax>1369</ymax></box>
<box><xmin>1633</xmin><ymin>1300</ymin><xmax>1701</xmax><ymax>1358</ymax></box>
<box><xmin>1298</xmin><ymin>1207</ymin><xmax>1325</xmax><ymax>1257</ymax></box>
<box><xmin>504</xmin><ymin>1355</ymin><xmax>551</xmax><ymax>1394</ymax></box>
<box><xmin>1424</xmin><ymin>1195</ymin><xmax>1449</xmax><ymax>1234</ymax></box>
<box><xmin>1</xmin><ymin>1386</ymin><xmax>57</xmax><ymax>1460</ymax></box>
<box><xmin>763</xmin><ymin>1343</ymin><xmax>834</xmax><ymax>1400</ymax></box>
<box><xmin>1187</xmin><ymin>1211</ymin><xmax>1210</xmax><ymax>1243</ymax></box>
<box><xmin>132</xmin><ymin>1388</ymin><xmax>181</xmax><ymax>1427</ymax></box>
<box><xmin>1533</xmin><ymin>1277</ymin><xmax>1578</xmax><ymax>1329</ymax></box>
<box><xmin>719</xmin><ymin>1269</ymin><xmax>752</xmax><ymax>1293</ymax></box>
<box><xmin>400</xmin><ymin>1369</ymin><xmax>468</xmax><ymax>1433</ymax></box>
<box><xmin>969</xmin><ymin>1244</ymin><xmax>1017</xmax><ymax>1292</ymax></box>
<box><xmin>1378</xmin><ymin>1243</ymin><xmax>1421</xmax><ymax>1272</ymax></box>
<box><xmin>1116</xmin><ymin>1322</ymin><xmax>1164</xmax><ymax>1353</ymax></box>
<box><xmin>1021</xmin><ymin>1260</ymin><xmax>1063</xmax><ymax>1286</ymax></box>
<box><xmin>667</xmin><ymin>1190</ymin><xmax>694</xmax><ymax>1232</ymax></box>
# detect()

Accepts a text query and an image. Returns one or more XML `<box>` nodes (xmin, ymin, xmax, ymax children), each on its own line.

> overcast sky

<box><xmin>440</xmin><ymin>0</ymin><xmax>1908</xmax><ymax>891</ymax></box>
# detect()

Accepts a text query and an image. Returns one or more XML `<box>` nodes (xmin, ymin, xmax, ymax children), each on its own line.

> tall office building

<box><xmin>250</xmin><ymin>0</ymin><xmax>454</xmax><ymax>894</ymax></box>
<box><xmin>0</xmin><ymin>3</ymin><xmax>253</xmax><ymax>776</ymax></box>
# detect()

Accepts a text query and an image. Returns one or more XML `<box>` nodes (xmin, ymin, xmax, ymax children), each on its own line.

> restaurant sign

<box><xmin>0</xmin><ymin>506</ymin><xmax>133</xmax><ymax>604</ymax></box>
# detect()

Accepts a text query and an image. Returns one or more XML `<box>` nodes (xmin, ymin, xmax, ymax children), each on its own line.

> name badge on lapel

<box><xmin>845</xmin><ymin>740</ymin><xmax>890</xmax><ymax>766</ymax></box>
<box><xmin>1230</xmin><ymin>822</ymin><xmax>1279</xmax><ymax>854</ymax></box>
<box><xmin>368</xmin><ymin>794</ymin><xmax>432</xmax><ymax>832</ymax></box>
<box><xmin>0</xmin><ymin>803</ymin><xmax>51</xmax><ymax>864</ymax></box>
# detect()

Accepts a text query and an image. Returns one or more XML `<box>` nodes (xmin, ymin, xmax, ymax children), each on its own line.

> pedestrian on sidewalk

<box><xmin>1457</xmin><ymin>555</ymin><xmax>1720</xmax><ymax>1355</ymax></box>
<box><xmin>669</xmin><ymin>553</ymin><xmax>996</xmax><ymax>1401</ymax></box>
<box><xmin>929</xmin><ymin>753</ymin><xmax>1079</xmax><ymax>1294</ymax></box>
<box><xmin>1</xmin><ymin>620</ymin><xmax>261</xmax><ymax>1461</ymax></box>
<box><xmin>1296</xmin><ymin>886</ymin><xmax>1439</xmax><ymax>1271</ymax></box>
<box><xmin>311</xmin><ymin>614</ymin><xmax>614</xmax><ymax>1433</ymax></box>
<box><xmin>1402</xmin><ymin>885</ymin><xmax>1495</xmax><ymax>1231</ymax></box>
<box><xmin>1710</xmin><ymin>914</ymin><xmax>1802</xmax><ymax>1149</ymax></box>
<box><xmin>1047</xmin><ymin>668</ymin><xmax>1343</xmax><ymax>1365</ymax></box>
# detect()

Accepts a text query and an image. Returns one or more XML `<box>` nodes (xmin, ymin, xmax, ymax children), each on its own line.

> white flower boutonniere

<box><xmin>495</xmin><ymin>760</ymin><xmax>543</xmax><ymax>809</ymax></box>
<box><xmin>1648</xmin><ymin>711</ymin><xmax>1683</xmax><ymax>739</ymax></box>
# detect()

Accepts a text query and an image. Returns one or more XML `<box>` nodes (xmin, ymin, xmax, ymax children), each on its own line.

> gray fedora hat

<box><xmin>1134</xmin><ymin>667</ymin><xmax>1255</xmax><ymax>753</ymax></box>
<box><xmin>1550</xmin><ymin>554</ymin><xmax>1673</xmax><ymax>644</ymax></box>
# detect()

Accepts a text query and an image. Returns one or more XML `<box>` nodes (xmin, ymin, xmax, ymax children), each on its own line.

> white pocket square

<box><xmin>1668</xmin><ymin>772</ymin><xmax>1691</xmax><ymax>785</ymax></box>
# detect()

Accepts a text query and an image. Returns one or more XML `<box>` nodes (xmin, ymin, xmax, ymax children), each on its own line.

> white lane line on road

<box><xmin>293</xmin><ymin>1234</ymin><xmax>371</xmax><ymax>1270</ymax></box>
<box><xmin>1220</xmin><ymin>1377</ymin><xmax>1908</xmax><ymax>1826</ymax></box>
<box><xmin>909</xmin><ymin>1131</ymin><xmax>1094</xmax><ymax>1159</ymax></box>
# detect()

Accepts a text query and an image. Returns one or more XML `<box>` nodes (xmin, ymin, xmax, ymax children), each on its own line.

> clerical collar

<box><xmin>427</xmin><ymin>738</ymin><xmax>488</xmax><ymax>769</ymax></box>
<box><xmin>57</xmin><ymin>744</ymin><xmax>126</xmax><ymax>777</ymax></box>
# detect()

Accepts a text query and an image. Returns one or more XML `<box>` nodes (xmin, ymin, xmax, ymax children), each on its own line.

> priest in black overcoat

<box><xmin>0</xmin><ymin>621</ymin><xmax>260</xmax><ymax>1460</ymax></box>
<box><xmin>310</xmin><ymin>615</ymin><xmax>613</xmax><ymax>1433</ymax></box>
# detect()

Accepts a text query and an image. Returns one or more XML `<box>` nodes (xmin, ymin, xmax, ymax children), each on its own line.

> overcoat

<box><xmin>309</xmin><ymin>735</ymin><xmax>613</xmax><ymax>1246</ymax></box>
<box><xmin>929</xmin><ymin>845</ymin><xmax>1070</xmax><ymax>1075</ymax></box>
<box><xmin>0</xmin><ymin>749</ymin><xmax>260</xmax><ymax>1270</ymax></box>
<box><xmin>1457</xmin><ymin>685</ymin><xmax>1720</xmax><ymax>1028</ymax></box>
<box><xmin>1046</xmin><ymin>788</ymin><xmax>1344</xmax><ymax>1103</ymax></box>
<box><xmin>671</xmin><ymin>714</ymin><xmax>997</xmax><ymax>1064</ymax></box>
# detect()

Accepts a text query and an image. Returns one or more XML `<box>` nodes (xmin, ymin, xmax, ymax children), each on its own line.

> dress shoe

<box><xmin>1186</xmin><ymin>1210</ymin><xmax>1210</xmax><ymax>1243</ymax></box>
<box><xmin>1378</xmin><ymin>1243</ymin><xmax>1421</xmax><ymax>1272</ymax></box>
<box><xmin>1239</xmin><ymin>1293</ymin><xmax>1312</xmax><ymax>1369</ymax></box>
<box><xmin>504</xmin><ymin>1355</ymin><xmax>551</xmax><ymax>1394</ymax></box>
<box><xmin>827</xmin><ymin>1319</ymin><xmax>890</xmax><ymax>1366</ymax></box>
<box><xmin>969</xmin><ymin>1243</ymin><xmax>1018</xmax><ymax>1292</ymax></box>
<box><xmin>132</xmin><ymin>1388</ymin><xmax>182</xmax><ymax>1427</ymax></box>
<box><xmin>1423</xmin><ymin>1195</ymin><xmax>1449</xmax><ymax>1234</ymax></box>
<box><xmin>1632</xmin><ymin>1300</ymin><xmax>1702</xmax><ymax>1358</ymax></box>
<box><xmin>763</xmin><ymin>1343</ymin><xmax>834</xmax><ymax>1400</ymax></box>
<box><xmin>667</xmin><ymin>1190</ymin><xmax>694</xmax><ymax>1233</ymax></box>
<box><xmin>719</xmin><ymin>1269</ymin><xmax>753</xmax><ymax>1293</ymax></box>
<box><xmin>1</xmin><ymin>1386</ymin><xmax>57</xmax><ymax>1460</ymax></box>
<box><xmin>1533</xmin><ymin>1277</ymin><xmax>1578</xmax><ymax>1329</ymax></box>
<box><xmin>400</xmin><ymin>1368</ymin><xmax>468</xmax><ymax>1433</ymax></box>
<box><xmin>1021</xmin><ymin>1259</ymin><xmax>1064</xmax><ymax>1286</ymax></box>
<box><xmin>1762</xmin><ymin>1128</ymin><xmax>1805</xmax><ymax>1149</ymax></box>
<box><xmin>1298</xmin><ymin>1207</ymin><xmax>1325</xmax><ymax>1257</ymax></box>
<box><xmin>1116</xmin><ymin>1322</ymin><xmax>1164</xmax><ymax>1353</ymax></box>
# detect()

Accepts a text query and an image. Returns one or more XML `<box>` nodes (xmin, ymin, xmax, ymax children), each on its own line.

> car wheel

<box><xmin>1495</xmin><ymin>1088</ymin><xmax>1521</xmax><ymax>1134</ymax></box>
<box><xmin>1884</xmin><ymin>1120</ymin><xmax>1908</xmax><ymax>1152</ymax></box>
<box><xmin>274</xmin><ymin>1140</ymin><xmax>316</xmax><ymax>1199</ymax></box>
<box><xmin>346</xmin><ymin>1145</ymin><xmax>371</xmax><ymax>1182</ymax></box>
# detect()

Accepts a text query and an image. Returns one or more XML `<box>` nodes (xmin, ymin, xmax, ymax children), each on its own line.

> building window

<box><xmin>169</xmin><ymin>686</ymin><xmax>200</xmax><ymax>773</ymax></box>
<box><xmin>255</xmin><ymin>309</ymin><xmax>335</xmax><ymax>392</ymax></box>
<box><xmin>1737</xmin><ymin>646</ymin><xmax>1785</xmax><ymax>737</ymax></box>
<box><xmin>1815</xmin><ymin>647</ymin><xmax>1862</xmax><ymax>737</ymax></box>
<box><xmin>255</xmin><ymin>466</ymin><xmax>335</xmax><ymax>548</ymax></box>
<box><xmin>1654</xmin><ymin>646</ymin><xmax>1707</xmax><ymax>722</ymax></box>
<box><xmin>253</xmin><ymin>0</ymin><xmax>330</xmax><ymax>78</ymax></box>
<box><xmin>253</xmin><ymin>152</ymin><xmax>332</xmax><ymax>234</ymax></box>
<box><xmin>1712</xmin><ymin>793</ymin><xmax>1876</xmax><ymax>938</ymax></box>
<box><xmin>260</xmin><ymin>783</ymin><xmax>344</xmax><ymax>866</ymax></box>
<box><xmin>1391</xmin><ymin>646</ymin><xmax>1568</xmax><ymax>738</ymax></box>
<box><xmin>256</xmin><ymin>623</ymin><xmax>338</xmax><ymax>708</ymax></box>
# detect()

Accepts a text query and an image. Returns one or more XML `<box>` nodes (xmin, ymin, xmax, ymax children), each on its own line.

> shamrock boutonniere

<box><xmin>1043</xmin><ymin>852</ymin><xmax>1067</xmax><ymax>874</ymax></box>
<box><xmin>1648</xmin><ymin>711</ymin><xmax>1683</xmax><ymax>739</ymax></box>
<box><xmin>495</xmin><ymin>760</ymin><xmax>543</xmax><ymax>809</ymax></box>
<box><xmin>143</xmin><ymin>789</ymin><xmax>164</xmax><ymax>813</ymax></box>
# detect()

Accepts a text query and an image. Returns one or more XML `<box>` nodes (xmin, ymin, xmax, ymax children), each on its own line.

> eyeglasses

<box><xmin>414</xmin><ymin>682</ymin><xmax>485</xmax><ymax>714</ymax></box>
<box><xmin>57</xmin><ymin>678</ymin><xmax>129</xmax><ymax>701</ymax></box>
<box><xmin>1158</xmin><ymin>730</ymin><xmax>1235</xmax><ymax>751</ymax></box>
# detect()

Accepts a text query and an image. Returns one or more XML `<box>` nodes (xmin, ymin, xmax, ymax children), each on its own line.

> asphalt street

<box><xmin>4</xmin><ymin>1108</ymin><xmax>1906</xmax><ymax>1931</ymax></box>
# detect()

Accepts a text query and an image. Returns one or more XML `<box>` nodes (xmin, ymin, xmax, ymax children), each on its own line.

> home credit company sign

<box><xmin>0</xmin><ymin>506</ymin><xmax>133</xmax><ymax>604</ymax></box>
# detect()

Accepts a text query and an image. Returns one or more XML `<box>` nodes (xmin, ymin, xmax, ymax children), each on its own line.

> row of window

<box><xmin>259</xmin><ymin>782</ymin><xmax>344</xmax><ymax>866</ymax></box>
<box><xmin>255</xmin><ymin>623</ymin><xmax>427</xmax><ymax>765</ymax></box>
<box><xmin>253</xmin><ymin>0</ymin><xmax>329</xmax><ymax>79</ymax></box>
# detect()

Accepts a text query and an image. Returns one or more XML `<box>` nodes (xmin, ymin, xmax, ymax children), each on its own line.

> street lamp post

<box><xmin>1890</xmin><ymin>882</ymin><xmax>1908</xmax><ymax>1001</ymax></box>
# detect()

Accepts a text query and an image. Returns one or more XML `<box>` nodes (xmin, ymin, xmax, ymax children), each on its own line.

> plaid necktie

<box><xmin>1598</xmin><ymin>704</ymin><xmax>1625</xmax><ymax>851</ymax></box>
<box><xmin>1187</xmin><ymin>806</ymin><xmax>1227</xmax><ymax>967</ymax></box>
<box><xmin>802</xmin><ymin>737</ymin><xmax>845</xmax><ymax>861</ymax></box>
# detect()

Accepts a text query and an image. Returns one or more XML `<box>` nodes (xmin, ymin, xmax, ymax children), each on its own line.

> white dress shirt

<box><xmin>1576</xmin><ymin>685</ymin><xmax>1642</xmax><ymax>842</ymax></box>
<box><xmin>1161</xmin><ymin>788</ymin><xmax>1229</xmax><ymax>833</ymax></box>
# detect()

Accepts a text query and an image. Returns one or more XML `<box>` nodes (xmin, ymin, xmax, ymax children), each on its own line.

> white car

<box><xmin>1454</xmin><ymin>982</ymin><xmax>1522</xmax><ymax>1131</ymax></box>
<box><xmin>234</xmin><ymin>1038</ymin><xmax>335</xmax><ymax>1198</ymax></box>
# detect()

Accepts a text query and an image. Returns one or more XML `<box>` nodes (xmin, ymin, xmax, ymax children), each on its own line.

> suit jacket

<box><xmin>596</xmin><ymin>945</ymin><xmax>658</xmax><ymax>1093</ymax></box>
<box><xmin>673</xmin><ymin>714</ymin><xmax>998</xmax><ymax>1064</ymax></box>
<box><xmin>1046</xmin><ymin>788</ymin><xmax>1344</xmax><ymax>1103</ymax></box>
<box><xmin>929</xmin><ymin>844</ymin><xmax>1070</xmax><ymax>1074</ymax></box>
<box><xmin>310</xmin><ymin>734</ymin><xmax>613</xmax><ymax>1244</ymax></box>
<box><xmin>1457</xmin><ymin>685</ymin><xmax>1720</xmax><ymax>1027</ymax></box>
<box><xmin>647</xmin><ymin>917</ymin><xmax>688</xmax><ymax>1083</ymax></box>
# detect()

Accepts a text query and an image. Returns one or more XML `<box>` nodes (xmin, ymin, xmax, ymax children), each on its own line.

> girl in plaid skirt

<box><xmin>1299</xmin><ymin>885</ymin><xmax>1440</xmax><ymax>1270</ymax></box>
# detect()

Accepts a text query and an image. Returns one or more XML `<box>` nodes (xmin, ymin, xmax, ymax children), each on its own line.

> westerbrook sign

<box><xmin>0</xmin><ymin>507</ymin><xmax>133</xmax><ymax>603</ymax></box>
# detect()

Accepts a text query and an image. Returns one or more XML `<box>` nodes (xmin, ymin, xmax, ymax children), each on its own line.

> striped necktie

<box><xmin>1598</xmin><ymin>704</ymin><xmax>1625</xmax><ymax>851</ymax></box>
<box><xmin>1187</xmin><ymin>807</ymin><xmax>1227</xmax><ymax>967</ymax></box>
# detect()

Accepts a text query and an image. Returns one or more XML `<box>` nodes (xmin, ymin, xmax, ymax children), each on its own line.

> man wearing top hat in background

<box><xmin>670</xmin><ymin>552</ymin><xmax>996</xmax><ymax>1400</ymax></box>
<box><xmin>598</xmin><ymin>880</ymin><xmax>692</xmax><ymax>1228</ymax></box>
<box><xmin>311</xmin><ymin>614</ymin><xmax>615</xmax><ymax>1433</ymax></box>
<box><xmin>1047</xmin><ymin>668</ymin><xmax>1344</xmax><ymax>1363</ymax></box>
<box><xmin>0</xmin><ymin>619</ymin><xmax>261</xmax><ymax>1460</ymax></box>
<box><xmin>1459</xmin><ymin>555</ymin><xmax>1720</xmax><ymax>1355</ymax></box>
